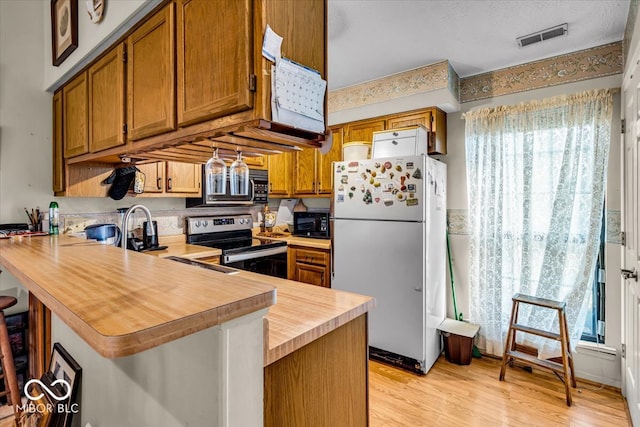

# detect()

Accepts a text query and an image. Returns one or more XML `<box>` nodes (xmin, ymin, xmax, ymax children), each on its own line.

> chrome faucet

<box><xmin>121</xmin><ymin>204</ymin><xmax>155</xmax><ymax>250</ymax></box>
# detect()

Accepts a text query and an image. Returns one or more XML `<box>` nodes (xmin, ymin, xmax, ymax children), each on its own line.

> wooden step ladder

<box><xmin>499</xmin><ymin>293</ymin><xmax>576</xmax><ymax>406</ymax></box>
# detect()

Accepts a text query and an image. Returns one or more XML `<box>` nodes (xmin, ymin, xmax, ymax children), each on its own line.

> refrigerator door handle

<box><xmin>414</xmin><ymin>287</ymin><xmax>422</xmax><ymax>292</ymax></box>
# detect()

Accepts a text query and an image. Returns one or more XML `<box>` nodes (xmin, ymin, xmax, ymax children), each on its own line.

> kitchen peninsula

<box><xmin>0</xmin><ymin>235</ymin><xmax>373</xmax><ymax>426</ymax></box>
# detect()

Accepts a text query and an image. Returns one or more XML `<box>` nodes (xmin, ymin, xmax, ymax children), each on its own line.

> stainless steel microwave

<box><xmin>186</xmin><ymin>169</ymin><xmax>268</xmax><ymax>207</ymax></box>
<box><xmin>293</xmin><ymin>212</ymin><xmax>330</xmax><ymax>239</ymax></box>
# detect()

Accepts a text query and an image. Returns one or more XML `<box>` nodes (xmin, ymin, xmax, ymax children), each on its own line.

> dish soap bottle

<box><xmin>48</xmin><ymin>201</ymin><xmax>59</xmax><ymax>235</ymax></box>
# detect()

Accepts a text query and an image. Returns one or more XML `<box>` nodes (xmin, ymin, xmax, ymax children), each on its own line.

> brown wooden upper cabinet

<box><xmin>88</xmin><ymin>43</ymin><xmax>126</xmax><ymax>153</ymax></box>
<box><xmin>63</xmin><ymin>72</ymin><xmax>88</xmax><ymax>158</ymax></box>
<box><xmin>52</xmin><ymin>91</ymin><xmax>65</xmax><ymax>194</ymax></box>
<box><xmin>387</xmin><ymin>108</ymin><xmax>447</xmax><ymax>155</ymax></box>
<box><xmin>341</xmin><ymin>107</ymin><xmax>447</xmax><ymax>155</ymax></box>
<box><xmin>268</xmin><ymin>152</ymin><xmax>292</xmax><ymax>197</ymax></box>
<box><xmin>166</xmin><ymin>162</ymin><xmax>200</xmax><ymax>193</ymax></box>
<box><xmin>291</xmin><ymin>125</ymin><xmax>342</xmax><ymax>197</ymax></box>
<box><xmin>343</xmin><ymin>119</ymin><xmax>386</xmax><ymax>145</ymax></box>
<box><xmin>134</xmin><ymin>161</ymin><xmax>201</xmax><ymax>196</ymax></box>
<box><xmin>176</xmin><ymin>0</ymin><xmax>253</xmax><ymax>127</ymax></box>
<box><xmin>127</xmin><ymin>3</ymin><xmax>176</xmax><ymax>141</ymax></box>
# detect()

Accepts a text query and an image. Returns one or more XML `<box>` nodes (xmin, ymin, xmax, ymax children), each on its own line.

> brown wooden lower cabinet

<box><xmin>264</xmin><ymin>314</ymin><xmax>369</xmax><ymax>427</ymax></box>
<box><xmin>28</xmin><ymin>293</ymin><xmax>51</xmax><ymax>380</ymax></box>
<box><xmin>288</xmin><ymin>246</ymin><xmax>331</xmax><ymax>288</ymax></box>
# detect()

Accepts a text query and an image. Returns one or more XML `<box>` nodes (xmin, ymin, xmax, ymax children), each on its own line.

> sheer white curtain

<box><xmin>464</xmin><ymin>89</ymin><xmax>612</xmax><ymax>359</ymax></box>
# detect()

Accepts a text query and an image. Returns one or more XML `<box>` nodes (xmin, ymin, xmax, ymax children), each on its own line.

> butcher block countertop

<box><xmin>144</xmin><ymin>234</ymin><xmax>222</xmax><ymax>259</ymax></box>
<box><xmin>0</xmin><ymin>234</ymin><xmax>274</xmax><ymax>358</ymax></box>
<box><xmin>253</xmin><ymin>229</ymin><xmax>332</xmax><ymax>250</ymax></box>
<box><xmin>232</xmin><ymin>270</ymin><xmax>374</xmax><ymax>365</ymax></box>
<box><xmin>0</xmin><ymin>234</ymin><xmax>373</xmax><ymax>365</ymax></box>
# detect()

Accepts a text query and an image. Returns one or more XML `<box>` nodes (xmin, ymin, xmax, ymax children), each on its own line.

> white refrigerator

<box><xmin>332</xmin><ymin>154</ymin><xmax>447</xmax><ymax>374</ymax></box>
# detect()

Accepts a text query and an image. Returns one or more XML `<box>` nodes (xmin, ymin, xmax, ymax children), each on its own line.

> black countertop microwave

<box><xmin>293</xmin><ymin>212</ymin><xmax>330</xmax><ymax>239</ymax></box>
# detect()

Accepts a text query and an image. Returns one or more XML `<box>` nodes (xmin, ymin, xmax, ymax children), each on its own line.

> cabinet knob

<box><xmin>157</xmin><ymin>177</ymin><xmax>162</xmax><ymax>191</ymax></box>
<box><xmin>392</xmin><ymin>132</ymin><xmax>399</xmax><ymax>137</ymax></box>
<box><xmin>167</xmin><ymin>177</ymin><xmax>172</xmax><ymax>190</ymax></box>
<box><xmin>392</xmin><ymin>140</ymin><xmax>398</xmax><ymax>145</ymax></box>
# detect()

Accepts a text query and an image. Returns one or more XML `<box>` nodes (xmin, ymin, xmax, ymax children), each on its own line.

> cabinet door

<box><xmin>295</xmin><ymin>262</ymin><xmax>329</xmax><ymax>288</ymax></box>
<box><xmin>127</xmin><ymin>3</ymin><xmax>176</xmax><ymax>141</ymax></box>
<box><xmin>387</xmin><ymin>108</ymin><xmax>447</xmax><ymax>155</ymax></box>
<box><xmin>52</xmin><ymin>92</ymin><xmax>65</xmax><ymax>193</ymax></box>
<box><xmin>176</xmin><ymin>0</ymin><xmax>253</xmax><ymax>127</ymax></box>
<box><xmin>292</xmin><ymin>148</ymin><xmax>317</xmax><ymax>195</ymax></box>
<box><xmin>344</xmin><ymin>118</ymin><xmax>385</xmax><ymax>144</ymax></box>
<box><xmin>244</xmin><ymin>156</ymin><xmax>266</xmax><ymax>169</ymax></box>
<box><xmin>387</xmin><ymin>110</ymin><xmax>432</xmax><ymax>131</ymax></box>
<box><xmin>63</xmin><ymin>72</ymin><xmax>88</xmax><ymax>158</ymax></box>
<box><xmin>268</xmin><ymin>153</ymin><xmax>292</xmax><ymax>196</ymax></box>
<box><xmin>430</xmin><ymin>108</ymin><xmax>447</xmax><ymax>155</ymax></box>
<box><xmin>88</xmin><ymin>44</ymin><xmax>126</xmax><ymax>152</ymax></box>
<box><xmin>137</xmin><ymin>162</ymin><xmax>164</xmax><ymax>193</ymax></box>
<box><xmin>317</xmin><ymin>125</ymin><xmax>343</xmax><ymax>194</ymax></box>
<box><xmin>166</xmin><ymin>162</ymin><xmax>201</xmax><ymax>193</ymax></box>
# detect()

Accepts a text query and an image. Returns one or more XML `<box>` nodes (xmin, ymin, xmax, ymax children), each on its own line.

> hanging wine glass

<box><xmin>205</xmin><ymin>147</ymin><xmax>227</xmax><ymax>199</ymax></box>
<box><xmin>230</xmin><ymin>151</ymin><xmax>249</xmax><ymax>196</ymax></box>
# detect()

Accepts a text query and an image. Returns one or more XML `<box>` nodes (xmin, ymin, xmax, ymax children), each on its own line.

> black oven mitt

<box><xmin>103</xmin><ymin>166</ymin><xmax>140</xmax><ymax>200</ymax></box>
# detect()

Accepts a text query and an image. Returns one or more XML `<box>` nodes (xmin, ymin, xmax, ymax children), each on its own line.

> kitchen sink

<box><xmin>165</xmin><ymin>256</ymin><xmax>239</xmax><ymax>275</ymax></box>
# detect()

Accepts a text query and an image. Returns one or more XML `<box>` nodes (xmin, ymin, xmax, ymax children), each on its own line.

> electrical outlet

<box><xmin>63</xmin><ymin>217</ymin><xmax>98</xmax><ymax>234</ymax></box>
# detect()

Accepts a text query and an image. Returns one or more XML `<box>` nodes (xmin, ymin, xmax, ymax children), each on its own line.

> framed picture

<box><xmin>47</xmin><ymin>343</ymin><xmax>82</xmax><ymax>427</ymax></box>
<box><xmin>50</xmin><ymin>0</ymin><xmax>78</xmax><ymax>66</ymax></box>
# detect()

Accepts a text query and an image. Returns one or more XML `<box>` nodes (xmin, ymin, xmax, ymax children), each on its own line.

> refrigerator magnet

<box><xmin>340</xmin><ymin>175</ymin><xmax>349</xmax><ymax>184</ymax></box>
<box><xmin>406</xmin><ymin>198</ymin><xmax>419</xmax><ymax>206</ymax></box>
<box><xmin>412</xmin><ymin>168</ymin><xmax>422</xmax><ymax>179</ymax></box>
<box><xmin>374</xmin><ymin>197</ymin><xmax>380</xmax><ymax>203</ymax></box>
<box><xmin>383</xmin><ymin>199</ymin><xmax>394</xmax><ymax>206</ymax></box>
<box><xmin>406</xmin><ymin>162</ymin><xmax>414</xmax><ymax>169</ymax></box>
<box><xmin>408</xmin><ymin>184</ymin><xmax>416</xmax><ymax>192</ymax></box>
<box><xmin>363</xmin><ymin>189</ymin><xmax>373</xmax><ymax>204</ymax></box>
<box><xmin>338</xmin><ymin>184</ymin><xmax>345</xmax><ymax>192</ymax></box>
<box><xmin>337</xmin><ymin>194</ymin><xmax>345</xmax><ymax>203</ymax></box>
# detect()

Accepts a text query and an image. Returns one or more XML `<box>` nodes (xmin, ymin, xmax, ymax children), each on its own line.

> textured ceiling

<box><xmin>327</xmin><ymin>0</ymin><xmax>630</xmax><ymax>90</ymax></box>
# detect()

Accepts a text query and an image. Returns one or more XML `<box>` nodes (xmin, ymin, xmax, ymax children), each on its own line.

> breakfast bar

<box><xmin>0</xmin><ymin>234</ymin><xmax>374</xmax><ymax>426</ymax></box>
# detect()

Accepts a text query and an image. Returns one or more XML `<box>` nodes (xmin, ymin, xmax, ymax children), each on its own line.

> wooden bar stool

<box><xmin>499</xmin><ymin>293</ymin><xmax>576</xmax><ymax>406</ymax></box>
<box><xmin>0</xmin><ymin>296</ymin><xmax>21</xmax><ymax>416</ymax></box>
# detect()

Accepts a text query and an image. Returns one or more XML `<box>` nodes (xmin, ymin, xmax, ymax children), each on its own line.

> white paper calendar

<box><xmin>271</xmin><ymin>58</ymin><xmax>326</xmax><ymax>133</ymax></box>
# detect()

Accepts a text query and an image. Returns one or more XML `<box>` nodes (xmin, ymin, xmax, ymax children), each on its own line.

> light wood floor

<box><xmin>369</xmin><ymin>355</ymin><xmax>630</xmax><ymax>426</ymax></box>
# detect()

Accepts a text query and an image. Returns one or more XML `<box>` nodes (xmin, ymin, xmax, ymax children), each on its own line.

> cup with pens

<box><xmin>24</xmin><ymin>207</ymin><xmax>41</xmax><ymax>232</ymax></box>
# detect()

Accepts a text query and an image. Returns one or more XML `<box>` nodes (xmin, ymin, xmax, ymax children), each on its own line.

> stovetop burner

<box><xmin>185</xmin><ymin>214</ymin><xmax>287</xmax><ymax>254</ymax></box>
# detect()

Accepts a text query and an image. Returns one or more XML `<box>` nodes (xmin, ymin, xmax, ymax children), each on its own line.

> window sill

<box><xmin>575</xmin><ymin>340</ymin><xmax>617</xmax><ymax>360</ymax></box>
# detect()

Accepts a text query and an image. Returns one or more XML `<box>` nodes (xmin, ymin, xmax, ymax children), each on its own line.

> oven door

<box><xmin>223</xmin><ymin>246</ymin><xmax>288</xmax><ymax>278</ymax></box>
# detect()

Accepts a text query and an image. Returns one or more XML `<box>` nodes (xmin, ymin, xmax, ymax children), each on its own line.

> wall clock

<box><xmin>86</xmin><ymin>0</ymin><xmax>105</xmax><ymax>24</ymax></box>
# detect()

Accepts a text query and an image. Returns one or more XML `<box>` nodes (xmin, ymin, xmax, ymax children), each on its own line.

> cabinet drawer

<box><xmin>294</xmin><ymin>248</ymin><xmax>329</xmax><ymax>266</ymax></box>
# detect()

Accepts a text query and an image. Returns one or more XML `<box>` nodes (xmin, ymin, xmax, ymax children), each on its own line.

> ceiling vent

<box><xmin>517</xmin><ymin>23</ymin><xmax>568</xmax><ymax>47</ymax></box>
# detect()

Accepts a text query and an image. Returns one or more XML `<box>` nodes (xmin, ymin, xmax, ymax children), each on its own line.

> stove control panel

<box><xmin>186</xmin><ymin>215</ymin><xmax>253</xmax><ymax>235</ymax></box>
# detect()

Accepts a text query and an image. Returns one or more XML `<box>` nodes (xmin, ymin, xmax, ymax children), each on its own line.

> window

<box><xmin>464</xmin><ymin>89</ymin><xmax>613</xmax><ymax>357</ymax></box>
<box><xmin>581</xmin><ymin>212</ymin><xmax>605</xmax><ymax>343</ymax></box>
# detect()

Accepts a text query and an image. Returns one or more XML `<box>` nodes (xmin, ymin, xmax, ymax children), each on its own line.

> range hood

<box><xmin>66</xmin><ymin>119</ymin><xmax>326</xmax><ymax>165</ymax></box>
